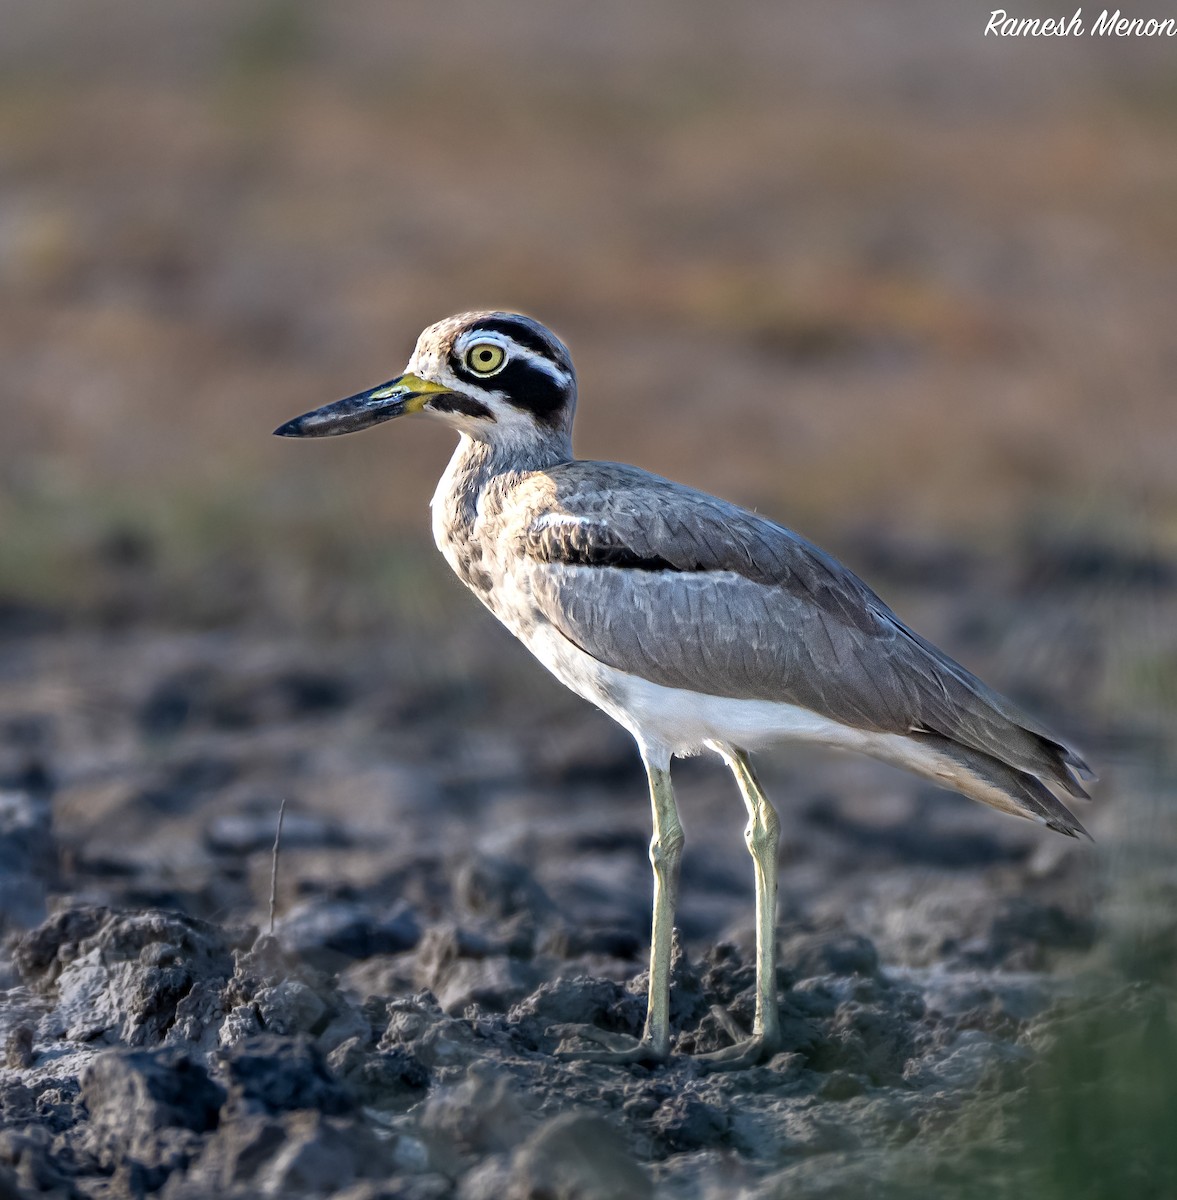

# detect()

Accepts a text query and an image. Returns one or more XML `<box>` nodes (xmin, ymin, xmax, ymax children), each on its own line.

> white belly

<box><xmin>519</xmin><ymin>622</ymin><xmax>940</xmax><ymax>777</ymax></box>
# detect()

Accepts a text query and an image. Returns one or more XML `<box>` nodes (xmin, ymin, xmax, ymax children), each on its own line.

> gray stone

<box><xmin>506</xmin><ymin>1112</ymin><xmax>652</xmax><ymax>1200</ymax></box>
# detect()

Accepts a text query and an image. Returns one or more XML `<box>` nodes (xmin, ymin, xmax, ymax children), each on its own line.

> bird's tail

<box><xmin>901</xmin><ymin>731</ymin><xmax>1091</xmax><ymax>840</ymax></box>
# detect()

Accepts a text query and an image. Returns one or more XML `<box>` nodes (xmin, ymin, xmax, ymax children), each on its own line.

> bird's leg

<box><xmin>553</xmin><ymin>753</ymin><xmax>682</xmax><ymax>1065</ymax></box>
<box><xmin>696</xmin><ymin>744</ymin><xmax>782</xmax><ymax>1071</ymax></box>
<box><xmin>641</xmin><ymin>756</ymin><xmax>684</xmax><ymax>1056</ymax></box>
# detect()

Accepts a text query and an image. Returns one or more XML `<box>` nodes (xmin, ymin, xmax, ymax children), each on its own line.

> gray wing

<box><xmin>509</xmin><ymin>462</ymin><xmax>1092</xmax><ymax>812</ymax></box>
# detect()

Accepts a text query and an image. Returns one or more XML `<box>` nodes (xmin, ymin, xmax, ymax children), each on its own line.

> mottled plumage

<box><xmin>516</xmin><ymin>464</ymin><xmax>1089</xmax><ymax>820</ymax></box>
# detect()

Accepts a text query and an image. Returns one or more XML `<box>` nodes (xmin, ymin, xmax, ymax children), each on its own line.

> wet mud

<box><xmin>2</xmin><ymin>566</ymin><xmax>1162</xmax><ymax>1199</ymax></box>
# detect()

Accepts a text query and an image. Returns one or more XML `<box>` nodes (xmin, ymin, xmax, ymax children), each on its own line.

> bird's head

<box><xmin>274</xmin><ymin>311</ymin><xmax>577</xmax><ymax>448</ymax></box>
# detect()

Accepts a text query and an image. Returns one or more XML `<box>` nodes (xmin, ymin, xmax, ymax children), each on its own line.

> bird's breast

<box><xmin>430</xmin><ymin>469</ymin><xmax>533</xmax><ymax>631</ymax></box>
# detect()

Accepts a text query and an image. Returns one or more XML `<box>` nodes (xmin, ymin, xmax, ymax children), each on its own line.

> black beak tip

<box><xmin>273</xmin><ymin>418</ymin><xmax>306</xmax><ymax>437</ymax></box>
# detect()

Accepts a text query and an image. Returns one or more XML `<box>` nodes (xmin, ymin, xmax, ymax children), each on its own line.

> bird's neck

<box><xmin>446</xmin><ymin>429</ymin><xmax>572</xmax><ymax>493</ymax></box>
<box><xmin>430</xmin><ymin>431</ymin><xmax>573</xmax><ymax>552</ymax></box>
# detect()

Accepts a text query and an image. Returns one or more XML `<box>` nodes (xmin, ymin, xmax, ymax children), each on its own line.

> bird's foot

<box><xmin>691</xmin><ymin>1005</ymin><xmax>779</xmax><ymax>1073</ymax></box>
<box><xmin>693</xmin><ymin>1035</ymin><xmax>778</xmax><ymax>1072</ymax></box>
<box><xmin>550</xmin><ymin>1024</ymin><xmax>668</xmax><ymax>1065</ymax></box>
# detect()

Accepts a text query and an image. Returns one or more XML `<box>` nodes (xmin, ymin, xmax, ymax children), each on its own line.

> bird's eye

<box><xmin>465</xmin><ymin>342</ymin><xmax>506</xmax><ymax>375</ymax></box>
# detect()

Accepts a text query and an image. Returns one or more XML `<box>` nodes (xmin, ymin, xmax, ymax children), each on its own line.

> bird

<box><xmin>275</xmin><ymin>310</ymin><xmax>1093</xmax><ymax>1070</ymax></box>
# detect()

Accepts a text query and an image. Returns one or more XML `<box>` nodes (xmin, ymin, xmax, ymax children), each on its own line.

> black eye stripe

<box><xmin>427</xmin><ymin>394</ymin><xmax>494</xmax><ymax>420</ymax></box>
<box><xmin>494</xmin><ymin>359</ymin><xmax>568</xmax><ymax>424</ymax></box>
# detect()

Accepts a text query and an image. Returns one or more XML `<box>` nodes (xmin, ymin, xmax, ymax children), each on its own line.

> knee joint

<box><xmin>745</xmin><ymin>806</ymin><xmax>780</xmax><ymax>857</ymax></box>
<box><xmin>650</xmin><ymin>825</ymin><xmax>684</xmax><ymax>872</ymax></box>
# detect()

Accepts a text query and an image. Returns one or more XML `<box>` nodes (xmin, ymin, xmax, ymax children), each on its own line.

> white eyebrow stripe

<box><xmin>454</xmin><ymin>328</ymin><xmax>573</xmax><ymax>387</ymax></box>
<box><xmin>501</xmin><ymin>339</ymin><xmax>572</xmax><ymax>387</ymax></box>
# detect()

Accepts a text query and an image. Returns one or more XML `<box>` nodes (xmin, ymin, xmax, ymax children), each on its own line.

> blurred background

<box><xmin>3</xmin><ymin>1</ymin><xmax>1175</xmax><ymax>592</ymax></box>
<box><xmin>1</xmin><ymin>0</ymin><xmax>1176</xmax><ymax>1190</ymax></box>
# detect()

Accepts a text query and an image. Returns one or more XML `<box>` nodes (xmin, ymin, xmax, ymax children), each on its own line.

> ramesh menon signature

<box><xmin>985</xmin><ymin>7</ymin><xmax>1177</xmax><ymax>34</ymax></box>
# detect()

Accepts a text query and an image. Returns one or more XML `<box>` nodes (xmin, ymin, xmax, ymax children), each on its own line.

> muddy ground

<box><xmin>1</xmin><ymin>532</ymin><xmax>1175</xmax><ymax>1199</ymax></box>
<box><xmin>2</xmin><ymin>2</ymin><xmax>1177</xmax><ymax>1196</ymax></box>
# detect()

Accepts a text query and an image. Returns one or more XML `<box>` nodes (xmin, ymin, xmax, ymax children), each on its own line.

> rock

<box><xmin>0</xmin><ymin>599</ymin><xmax>62</xmax><ymax>639</ymax></box>
<box><xmin>218</xmin><ymin>1002</ymin><xmax>264</xmax><ymax>1050</ymax></box>
<box><xmin>417</xmin><ymin>1064</ymin><xmax>529</xmax><ymax>1176</ymax></box>
<box><xmin>4</xmin><ymin>1027</ymin><xmax>34</xmax><ymax>1071</ymax></box>
<box><xmin>453</xmin><ymin>854</ymin><xmax>554</xmax><ymax>922</ymax></box>
<box><xmin>434</xmin><ymin>955</ymin><xmax>538</xmax><ymax>1016</ymax></box>
<box><xmin>8</xmin><ymin>1081</ymin><xmax>79</xmax><ymax>1136</ymax></box>
<box><xmin>506</xmin><ymin>1112</ymin><xmax>652</xmax><ymax>1200</ymax></box>
<box><xmin>547</xmin><ymin>921</ymin><xmax>643</xmax><ymax>960</ymax></box>
<box><xmin>80</xmin><ymin>1049</ymin><xmax>225</xmax><ymax>1190</ymax></box>
<box><xmin>0</xmin><ymin>1125</ymin><xmax>77</xmax><ymax>1199</ymax></box>
<box><xmin>164</xmin><ymin>1111</ymin><xmax>394</xmax><ymax>1198</ymax></box>
<box><xmin>0</xmin><ymin>1081</ymin><xmax>34</xmax><ymax>1126</ymax></box>
<box><xmin>254</xmin><ymin>1111</ymin><xmax>389</xmax><ymax>1197</ymax></box>
<box><xmin>457</xmin><ymin>1156</ymin><xmax>515</xmax><ymax>1200</ymax></box>
<box><xmin>789</xmin><ymin>978</ymin><xmax>839</xmax><ymax>1019</ymax></box>
<box><xmin>754</xmin><ymin>1146</ymin><xmax>936</xmax><ymax>1200</ymax></box>
<box><xmin>0</xmin><ymin>1161</ymin><xmax>21</xmax><ymax>1200</ymax></box>
<box><xmin>699</xmin><ymin>941</ymin><xmax>758</xmax><ymax>1006</ymax></box>
<box><xmin>976</xmin><ymin>897</ymin><xmax>1096</xmax><ymax>969</ymax></box>
<box><xmin>13</xmin><ymin>906</ymin><xmax>112</xmax><ymax>990</ymax></box>
<box><xmin>253</xmin><ymin>979</ymin><xmax>329</xmax><ymax>1036</ymax></box>
<box><xmin>221</xmin><ymin>1035</ymin><xmax>353</xmax><ymax>1117</ymax></box>
<box><xmin>159</xmin><ymin>1113</ymin><xmax>287</xmax><ymax>1197</ymax></box>
<box><xmin>132</xmin><ymin>754</ymin><xmax>239</xmax><ymax>815</ymax></box>
<box><xmin>381</xmin><ymin>992</ymin><xmax>497</xmax><ymax>1070</ymax></box>
<box><xmin>729</xmin><ymin>1103</ymin><xmax>862</xmax><ymax>1162</ymax></box>
<box><xmin>222</xmin><ymin>935</ymin><xmax>370</xmax><ymax>1052</ymax></box>
<box><xmin>781</xmin><ymin>930</ymin><xmax>881</xmax><ymax>981</ymax></box>
<box><xmin>0</xmin><ymin>790</ymin><xmax>55</xmax><ymax>933</ymax></box>
<box><xmin>810</xmin><ymin>1000</ymin><xmax>915</xmax><ymax>1084</ymax></box>
<box><xmin>650</xmin><ymin>1094</ymin><xmax>730</xmax><ymax>1153</ymax></box>
<box><xmin>140</xmin><ymin>666</ymin><xmax>351</xmax><ymax>738</ymax></box>
<box><xmin>684</xmin><ymin>993</ymin><xmax>822</xmax><ymax>1059</ymax></box>
<box><xmin>0</xmin><ymin>641</ymin><xmax>1128</xmax><ymax>1200</ymax></box>
<box><xmin>413</xmin><ymin>920</ymin><xmax>541</xmax><ymax>1015</ymax></box>
<box><xmin>327</xmin><ymin>1036</ymin><xmax>429</xmax><ymax>1108</ymax></box>
<box><xmin>508</xmin><ymin>976</ymin><xmax>645</xmax><ymax>1048</ymax></box>
<box><xmin>19</xmin><ymin>908</ymin><xmax>234</xmax><ymax>1048</ymax></box>
<box><xmin>276</xmin><ymin>899</ymin><xmax>420</xmax><ymax>971</ymax></box>
<box><xmin>206</xmin><ymin>810</ymin><xmax>351</xmax><ymax>856</ymax></box>
<box><xmin>914</xmin><ymin>968</ymin><xmax>1052</xmax><ymax>1035</ymax></box>
<box><xmin>818</xmin><ymin>1070</ymin><xmax>866</xmax><ymax>1101</ymax></box>
<box><xmin>335</xmin><ymin>1179</ymin><xmax>452</xmax><ymax>1200</ymax></box>
<box><xmin>416</xmin><ymin>919</ymin><xmax>534</xmax><ymax>972</ymax></box>
<box><xmin>903</xmin><ymin>1030</ymin><xmax>1026</xmax><ymax>1092</ymax></box>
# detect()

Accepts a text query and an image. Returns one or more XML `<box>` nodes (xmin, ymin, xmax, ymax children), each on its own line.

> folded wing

<box><xmin>507</xmin><ymin>462</ymin><xmax>1092</xmax><ymax>834</ymax></box>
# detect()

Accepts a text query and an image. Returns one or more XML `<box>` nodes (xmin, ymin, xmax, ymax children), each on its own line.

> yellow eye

<box><xmin>465</xmin><ymin>342</ymin><xmax>506</xmax><ymax>374</ymax></box>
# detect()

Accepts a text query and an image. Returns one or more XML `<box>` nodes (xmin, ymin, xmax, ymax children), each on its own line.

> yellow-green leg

<box><xmin>697</xmin><ymin>744</ymin><xmax>782</xmax><ymax>1070</ymax></box>
<box><xmin>553</xmin><ymin>752</ymin><xmax>682</xmax><ymax>1064</ymax></box>
<box><xmin>638</xmin><ymin>756</ymin><xmax>683</xmax><ymax>1057</ymax></box>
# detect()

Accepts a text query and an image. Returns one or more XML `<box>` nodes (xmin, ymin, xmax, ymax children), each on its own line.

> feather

<box><xmin>505</xmin><ymin>460</ymin><xmax>1092</xmax><ymax>825</ymax></box>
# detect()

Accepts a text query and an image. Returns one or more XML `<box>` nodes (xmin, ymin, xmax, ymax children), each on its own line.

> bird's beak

<box><xmin>273</xmin><ymin>373</ymin><xmax>453</xmax><ymax>438</ymax></box>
